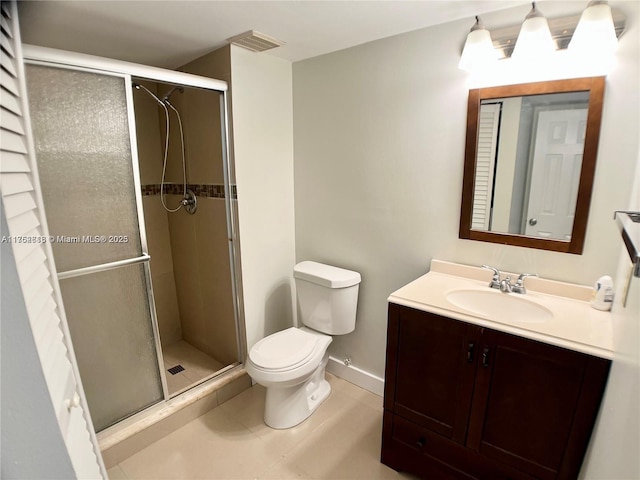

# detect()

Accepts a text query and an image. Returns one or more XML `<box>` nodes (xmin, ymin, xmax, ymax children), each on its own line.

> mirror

<box><xmin>459</xmin><ymin>77</ymin><xmax>605</xmax><ymax>254</ymax></box>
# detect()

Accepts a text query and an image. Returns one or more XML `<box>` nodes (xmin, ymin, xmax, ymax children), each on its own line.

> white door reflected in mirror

<box><xmin>525</xmin><ymin>108</ymin><xmax>587</xmax><ymax>240</ymax></box>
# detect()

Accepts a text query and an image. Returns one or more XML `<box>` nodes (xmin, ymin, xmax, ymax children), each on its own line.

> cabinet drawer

<box><xmin>383</xmin><ymin>411</ymin><xmax>475</xmax><ymax>480</ymax></box>
<box><xmin>386</xmin><ymin>413</ymin><xmax>534</xmax><ymax>480</ymax></box>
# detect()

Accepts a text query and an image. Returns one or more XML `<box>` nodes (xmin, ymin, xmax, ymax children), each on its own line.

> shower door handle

<box><xmin>57</xmin><ymin>254</ymin><xmax>151</xmax><ymax>280</ymax></box>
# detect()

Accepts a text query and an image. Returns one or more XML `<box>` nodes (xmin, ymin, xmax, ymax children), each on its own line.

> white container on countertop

<box><xmin>591</xmin><ymin>275</ymin><xmax>614</xmax><ymax>311</ymax></box>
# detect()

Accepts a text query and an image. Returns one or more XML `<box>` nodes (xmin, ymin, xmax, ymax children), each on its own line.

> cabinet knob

<box><xmin>482</xmin><ymin>347</ymin><xmax>490</xmax><ymax>368</ymax></box>
<box><xmin>415</xmin><ymin>436</ymin><xmax>426</xmax><ymax>448</ymax></box>
<box><xmin>467</xmin><ymin>342</ymin><xmax>475</xmax><ymax>363</ymax></box>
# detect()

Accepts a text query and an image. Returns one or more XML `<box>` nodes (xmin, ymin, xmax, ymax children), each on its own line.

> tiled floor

<box><xmin>163</xmin><ymin>340</ymin><xmax>226</xmax><ymax>395</ymax></box>
<box><xmin>106</xmin><ymin>373</ymin><xmax>417</xmax><ymax>479</ymax></box>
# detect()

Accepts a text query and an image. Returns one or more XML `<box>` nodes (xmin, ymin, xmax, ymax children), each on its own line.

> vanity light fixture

<box><xmin>459</xmin><ymin>16</ymin><xmax>498</xmax><ymax>71</ymax></box>
<box><xmin>569</xmin><ymin>0</ymin><xmax>618</xmax><ymax>56</ymax></box>
<box><xmin>458</xmin><ymin>1</ymin><xmax>625</xmax><ymax>70</ymax></box>
<box><xmin>512</xmin><ymin>2</ymin><xmax>556</xmax><ymax>60</ymax></box>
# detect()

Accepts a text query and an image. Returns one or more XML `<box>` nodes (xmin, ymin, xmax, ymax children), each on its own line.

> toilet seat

<box><xmin>249</xmin><ymin>327</ymin><xmax>320</xmax><ymax>372</ymax></box>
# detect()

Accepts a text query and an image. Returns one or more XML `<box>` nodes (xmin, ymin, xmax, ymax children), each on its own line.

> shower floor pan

<box><xmin>162</xmin><ymin>340</ymin><xmax>226</xmax><ymax>396</ymax></box>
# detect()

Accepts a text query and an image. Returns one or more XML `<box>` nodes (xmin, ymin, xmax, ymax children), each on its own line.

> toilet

<box><xmin>245</xmin><ymin>261</ymin><xmax>361</xmax><ymax>429</ymax></box>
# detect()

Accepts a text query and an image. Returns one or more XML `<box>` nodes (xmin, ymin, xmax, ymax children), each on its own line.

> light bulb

<box><xmin>459</xmin><ymin>16</ymin><xmax>498</xmax><ymax>71</ymax></box>
<box><xmin>569</xmin><ymin>1</ymin><xmax>618</xmax><ymax>56</ymax></box>
<box><xmin>512</xmin><ymin>3</ymin><xmax>556</xmax><ymax>61</ymax></box>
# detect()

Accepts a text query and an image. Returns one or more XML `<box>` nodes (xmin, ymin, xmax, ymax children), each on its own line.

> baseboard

<box><xmin>326</xmin><ymin>356</ymin><xmax>385</xmax><ymax>397</ymax></box>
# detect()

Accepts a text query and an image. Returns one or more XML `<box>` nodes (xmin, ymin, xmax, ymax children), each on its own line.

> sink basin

<box><xmin>446</xmin><ymin>289</ymin><xmax>553</xmax><ymax>323</ymax></box>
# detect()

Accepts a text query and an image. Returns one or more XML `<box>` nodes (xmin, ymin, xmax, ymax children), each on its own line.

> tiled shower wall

<box><xmin>133</xmin><ymin>78</ymin><xmax>238</xmax><ymax>366</ymax></box>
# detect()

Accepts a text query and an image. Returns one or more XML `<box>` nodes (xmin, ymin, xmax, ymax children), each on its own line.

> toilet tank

<box><xmin>293</xmin><ymin>261</ymin><xmax>361</xmax><ymax>335</ymax></box>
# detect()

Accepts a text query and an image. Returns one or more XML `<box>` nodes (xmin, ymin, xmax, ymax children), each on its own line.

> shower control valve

<box><xmin>181</xmin><ymin>189</ymin><xmax>198</xmax><ymax>215</ymax></box>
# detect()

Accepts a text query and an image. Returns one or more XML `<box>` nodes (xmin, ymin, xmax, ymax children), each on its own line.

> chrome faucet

<box><xmin>511</xmin><ymin>273</ymin><xmax>539</xmax><ymax>294</ymax></box>
<box><xmin>500</xmin><ymin>276</ymin><xmax>513</xmax><ymax>293</ymax></box>
<box><xmin>482</xmin><ymin>265</ymin><xmax>501</xmax><ymax>290</ymax></box>
<box><xmin>482</xmin><ymin>265</ymin><xmax>538</xmax><ymax>294</ymax></box>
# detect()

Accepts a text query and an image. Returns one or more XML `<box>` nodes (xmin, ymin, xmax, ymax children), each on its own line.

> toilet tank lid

<box><xmin>294</xmin><ymin>261</ymin><xmax>361</xmax><ymax>288</ymax></box>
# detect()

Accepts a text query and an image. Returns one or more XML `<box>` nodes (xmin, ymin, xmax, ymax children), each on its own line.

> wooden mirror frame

<box><xmin>459</xmin><ymin>77</ymin><xmax>605</xmax><ymax>254</ymax></box>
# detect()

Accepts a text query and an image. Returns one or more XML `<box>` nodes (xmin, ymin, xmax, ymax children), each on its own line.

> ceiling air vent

<box><xmin>227</xmin><ymin>30</ymin><xmax>285</xmax><ymax>52</ymax></box>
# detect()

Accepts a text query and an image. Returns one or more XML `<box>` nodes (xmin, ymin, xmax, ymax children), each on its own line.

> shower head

<box><xmin>161</xmin><ymin>86</ymin><xmax>184</xmax><ymax>103</ymax></box>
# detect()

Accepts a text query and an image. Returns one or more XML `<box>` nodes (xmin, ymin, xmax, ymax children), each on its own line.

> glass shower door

<box><xmin>25</xmin><ymin>64</ymin><xmax>165</xmax><ymax>431</ymax></box>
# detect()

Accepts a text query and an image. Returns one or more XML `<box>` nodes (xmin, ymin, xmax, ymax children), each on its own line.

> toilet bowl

<box><xmin>246</xmin><ymin>327</ymin><xmax>332</xmax><ymax>428</ymax></box>
<box><xmin>245</xmin><ymin>261</ymin><xmax>361</xmax><ymax>429</ymax></box>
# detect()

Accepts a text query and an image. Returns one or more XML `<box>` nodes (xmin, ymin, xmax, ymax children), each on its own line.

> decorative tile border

<box><xmin>141</xmin><ymin>183</ymin><xmax>237</xmax><ymax>199</ymax></box>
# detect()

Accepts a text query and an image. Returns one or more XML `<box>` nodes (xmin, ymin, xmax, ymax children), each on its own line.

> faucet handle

<box><xmin>482</xmin><ymin>265</ymin><xmax>501</xmax><ymax>289</ymax></box>
<box><xmin>513</xmin><ymin>273</ymin><xmax>539</xmax><ymax>294</ymax></box>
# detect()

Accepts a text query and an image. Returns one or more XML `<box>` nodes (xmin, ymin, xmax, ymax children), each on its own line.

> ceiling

<box><xmin>17</xmin><ymin>1</ymin><xmax>524</xmax><ymax>69</ymax></box>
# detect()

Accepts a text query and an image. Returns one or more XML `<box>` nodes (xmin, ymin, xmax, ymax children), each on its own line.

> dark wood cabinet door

<box><xmin>385</xmin><ymin>304</ymin><xmax>481</xmax><ymax>444</ymax></box>
<box><xmin>466</xmin><ymin>328</ymin><xmax>610</xmax><ymax>480</ymax></box>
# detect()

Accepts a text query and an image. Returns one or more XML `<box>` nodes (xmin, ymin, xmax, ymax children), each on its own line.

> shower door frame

<box><xmin>22</xmin><ymin>45</ymin><xmax>246</xmax><ymax>415</ymax></box>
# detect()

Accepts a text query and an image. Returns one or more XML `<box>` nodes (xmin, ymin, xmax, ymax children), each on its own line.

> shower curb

<box><xmin>99</xmin><ymin>366</ymin><xmax>250</xmax><ymax>468</ymax></box>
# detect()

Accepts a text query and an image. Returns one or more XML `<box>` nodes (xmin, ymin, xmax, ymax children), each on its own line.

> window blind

<box><xmin>0</xmin><ymin>1</ymin><xmax>104</xmax><ymax>477</ymax></box>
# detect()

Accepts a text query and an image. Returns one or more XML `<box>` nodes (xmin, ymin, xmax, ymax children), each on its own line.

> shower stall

<box><xmin>22</xmin><ymin>46</ymin><xmax>245</xmax><ymax>433</ymax></box>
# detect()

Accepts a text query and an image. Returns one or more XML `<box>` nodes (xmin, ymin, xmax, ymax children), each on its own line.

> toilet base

<box><xmin>264</xmin><ymin>354</ymin><xmax>331</xmax><ymax>429</ymax></box>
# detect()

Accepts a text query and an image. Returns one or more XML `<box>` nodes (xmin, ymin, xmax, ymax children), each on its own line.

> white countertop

<box><xmin>388</xmin><ymin>260</ymin><xmax>614</xmax><ymax>359</ymax></box>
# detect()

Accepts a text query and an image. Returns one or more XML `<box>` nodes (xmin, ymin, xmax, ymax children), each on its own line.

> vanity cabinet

<box><xmin>381</xmin><ymin>303</ymin><xmax>611</xmax><ymax>480</ymax></box>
